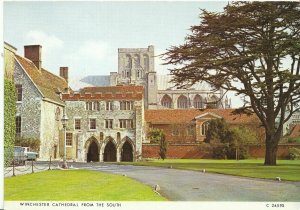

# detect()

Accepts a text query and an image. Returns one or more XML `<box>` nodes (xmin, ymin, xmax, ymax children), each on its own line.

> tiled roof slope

<box><xmin>63</xmin><ymin>86</ymin><xmax>144</xmax><ymax>101</ymax></box>
<box><xmin>289</xmin><ymin>124</ymin><xmax>300</xmax><ymax>138</ymax></box>
<box><xmin>15</xmin><ymin>55</ymin><xmax>68</xmax><ymax>104</ymax></box>
<box><xmin>145</xmin><ymin>109</ymin><xmax>260</xmax><ymax>124</ymax></box>
<box><xmin>80</xmin><ymin>86</ymin><xmax>144</xmax><ymax>94</ymax></box>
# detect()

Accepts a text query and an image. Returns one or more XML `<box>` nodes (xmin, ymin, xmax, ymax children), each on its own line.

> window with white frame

<box><xmin>201</xmin><ymin>121</ymin><xmax>210</xmax><ymax>136</ymax></box>
<box><xmin>105</xmin><ymin>119</ymin><xmax>113</xmax><ymax>129</ymax></box>
<box><xmin>106</xmin><ymin>101</ymin><xmax>113</xmax><ymax>111</ymax></box>
<box><xmin>66</xmin><ymin>133</ymin><xmax>73</xmax><ymax>146</ymax></box>
<box><xmin>75</xmin><ymin>119</ymin><xmax>81</xmax><ymax>130</ymax></box>
<box><xmin>89</xmin><ymin>118</ymin><xmax>96</xmax><ymax>130</ymax></box>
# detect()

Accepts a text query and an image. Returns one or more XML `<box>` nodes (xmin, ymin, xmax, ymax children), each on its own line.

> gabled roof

<box><xmin>289</xmin><ymin>124</ymin><xmax>300</xmax><ymax>138</ymax></box>
<box><xmin>15</xmin><ymin>54</ymin><xmax>68</xmax><ymax>105</ymax></box>
<box><xmin>145</xmin><ymin>109</ymin><xmax>260</xmax><ymax>124</ymax></box>
<box><xmin>195</xmin><ymin>112</ymin><xmax>222</xmax><ymax>119</ymax></box>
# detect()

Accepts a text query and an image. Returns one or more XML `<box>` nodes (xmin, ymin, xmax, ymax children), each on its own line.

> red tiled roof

<box><xmin>289</xmin><ymin>124</ymin><xmax>300</xmax><ymax>138</ymax></box>
<box><xmin>145</xmin><ymin>109</ymin><xmax>260</xmax><ymax>125</ymax></box>
<box><xmin>62</xmin><ymin>86</ymin><xmax>144</xmax><ymax>101</ymax></box>
<box><xmin>15</xmin><ymin>55</ymin><xmax>68</xmax><ymax>104</ymax></box>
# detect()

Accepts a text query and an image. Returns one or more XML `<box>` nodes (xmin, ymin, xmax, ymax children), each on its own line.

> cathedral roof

<box><xmin>145</xmin><ymin>109</ymin><xmax>260</xmax><ymax>125</ymax></box>
<box><xmin>156</xmin><ymin>75</ymin><xmax>214</xmax><ymax>91</ymax></box>
<box><xmin>15</xmin><ymin>54</ymin><xmax>68</xmax><ymax>105</ymax></box>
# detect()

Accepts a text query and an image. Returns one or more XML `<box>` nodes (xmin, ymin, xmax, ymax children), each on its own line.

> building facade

<box><xmin>62</xmin><ymin>86</ymin><xmax>145</xmax><ymax>162</ymax></box>
<box><xmin>13</xmin><ymin>45</ymin><xmax>69</xmax><ymax>160</ymax></box>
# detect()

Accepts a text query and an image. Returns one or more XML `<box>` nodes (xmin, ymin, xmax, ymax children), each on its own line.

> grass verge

<box><xmin>4</xmin><ymin>169</ymin><xmax>167</xmax><ymax>201</ymax></box>
<box><xmin>119</xmin><ymin>159</ymin><xmax>300</xmax><ymax>181</ymax></box>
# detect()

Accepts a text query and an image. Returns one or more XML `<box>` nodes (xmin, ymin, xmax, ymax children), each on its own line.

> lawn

<box><xmin>119</xmin><ymin>159</ymin><xmax>300</xmax><ymax>181</ymax></box>
<box><xmin>4</xmin><ymin>170</ymin><xmax>167</xmax><ymax>201</ymax></box>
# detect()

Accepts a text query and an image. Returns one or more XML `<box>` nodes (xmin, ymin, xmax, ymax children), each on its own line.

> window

<box><xmin>194</xmin><ymin>95</ymin><xmax>203</xmax><ymax>109</ymax></box>
<box><xmin>66</xmin><ymin>133</ymin><xmax>73</xmax><ymax>146</ymax></box>
<box><xmin>201</xmin><ymin>121</ymin><xmax>210</xmax><ymax>136</ymax></box>
<box><xmin>105</xmin><ymin>119</ymin><xmax>113</xmax><ymax>129</ymax></box>
<box><xmin>120</xmin><ymin>101</ymin><xmax>133</xmax><ymax>110</ymax></box>
<box><xmin>187</xmin><ymin>125</ymin><xmax>195</xmax><ymax>136</ymax></box>
<box><xmin>15</xmin><ymin>84</ymin><xmax>22</xmax><ymax>102</ymax></box>
<box><xmin>16</xmin><ymin>116</ymin><xmax>21</xmax><ymax>136</ymax></box>
<box><xmin>89</xmin><ymin>118</ymin><xmax>96</xmax><ymax>130</ymax></box>
<box><xmin>93</xmin><ymin>101</ymin><xmax>100</xmax><ymax>111</ymax></box>
<box><xmin>161</xmin><ymin>95</ymin><xmax>172</xmax><ymax>108</ymax></box>
<box><xmin>55</xmin><ymin>107</ymin><xmax>61</xmax><ymax>121</ymax></box>
<box><xmin>100</xmin><ymin>132</ymin><xmax>104</xmax><ymax>141</ymax></box>
<box><xmin>177</xmin><ymin>95</ymin><xmax>188</xmax><ymax>109</ymax></box>
<box><xmin>119</xmin><ymin>119</ymin><xmax>133</xmax><ymax>129</ymax></box>
<box><xmin>117</xmin><ymin>132</ymin><xmax>121</xmax><ymax>142</ymax></box>
<box><xmin>106</xmin><ymin>101</ymin><xmax>113</xmax><ymax>111</ymax></box>
<box><xmin>134</xmin><ymin>54</ymin><xmax>140</xmax><ymax>68</ymax></box>
<box><xmin>86</xmin><ymin>102</ymin><xmax>93</xmax><ymax>110</ymax></box>
<box><xmin>75</xmin><ymin>119</ymin><xmax>81</xmax><ymax>130</ymax></box>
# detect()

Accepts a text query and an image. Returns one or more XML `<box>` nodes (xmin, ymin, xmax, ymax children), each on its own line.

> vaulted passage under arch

<box><xmin>87</xmin><ymin>141</ymin><xmax>99</xmax><ymax>162</ymax></box>
<box><xmin>121</xmin><ymin>141</ymin><xmax>133</xmax><ymax>162</ymax></box>
<box><xmin>104</xmin><ymin>141</ymin><xmax>117</xmax><ymax>162</ymax></box>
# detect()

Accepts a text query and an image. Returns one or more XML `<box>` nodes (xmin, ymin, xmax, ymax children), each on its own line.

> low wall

<box><xmin>142</xmin><ymin>143</ymin><xmax>300</xmax><ymax>159</ymax></box>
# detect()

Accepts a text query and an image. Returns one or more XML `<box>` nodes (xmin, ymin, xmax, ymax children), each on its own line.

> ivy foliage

<box><xmin>4</xmin><ymin>79</ymin><xmax>16</xmax><ymax>167</ymax></box>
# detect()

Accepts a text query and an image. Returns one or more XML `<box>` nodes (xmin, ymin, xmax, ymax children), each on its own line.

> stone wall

<box><xmin>142</xmin><ymin>144</ymin><xmax>300</xmax><ymax>159</ymax></box>
<box><xmin>65</xmin><ymin>99</ymin><xmax>144</xmax><ymax>162</ymax></box>
<box><xmin>40</xmin><ymin>101</ymin><xmax>64</xmax><ymax>160</ymax></box>
<box><xmin>15</xmin><ymin>60</ymin><xmax>42</xmax><ymax>140</ymax></box>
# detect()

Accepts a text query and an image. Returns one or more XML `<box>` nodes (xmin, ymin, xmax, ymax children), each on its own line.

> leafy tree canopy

<box><xmin>163</xmin><ymin>2</ymin><xmax>300</xmax><ymax>165</ymax></box>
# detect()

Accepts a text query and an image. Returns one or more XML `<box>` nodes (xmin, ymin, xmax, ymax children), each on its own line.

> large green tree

<box><xmin>163</xmin><ymin>2</ymin><xmax>300</xmax><ymax>165</ymax></box>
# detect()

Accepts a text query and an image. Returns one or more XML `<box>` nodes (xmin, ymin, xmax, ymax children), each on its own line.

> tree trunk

<box><xmin>264</xmin><ymin>134</ymin><xmax>279</xmax><ymax>166</ymax></box>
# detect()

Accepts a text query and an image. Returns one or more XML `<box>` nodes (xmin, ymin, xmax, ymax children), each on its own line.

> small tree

<box><xmin>147</xmin><ymin>128</ymin><xmax>168</xmax><ymax>160</ymax></box>
<box><xmin>159</xmin><ymin>134</ymin><xmax>168</xmax><ymax>160</ymax></box>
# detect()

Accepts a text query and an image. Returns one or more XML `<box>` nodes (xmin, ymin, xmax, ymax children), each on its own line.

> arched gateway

<box><xmin>121</xmin><ymin>141</ymin><xmax>133</xmax><ymax>162</ymax></box>
<box><xmin>104</xmin><ymin>141</ymin><xmax>117</xmax><ymax>162</ymax></box>
<box><xmin>87</xmin><ymin>141</ymin><xmax>99</xmax><ymax>162</ymax></box>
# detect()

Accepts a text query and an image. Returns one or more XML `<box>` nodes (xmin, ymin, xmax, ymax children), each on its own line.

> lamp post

<box><xmin>61</xmin><ymin>111</ymin><xmax>69</xmax><ymax>169</ymax></box>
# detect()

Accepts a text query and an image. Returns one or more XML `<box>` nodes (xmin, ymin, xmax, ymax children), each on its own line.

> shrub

<box><xmin>159</xmin><ymin>134</ymin><xmax>168</xmax><ymax>160</ymax></box>
<box><xmin>288</xmin><ymin>137</ymin><xmax>300</xmax><ymax>143</ymax></box>
<box><xmin>211</xmin><ymin>143</ymin><xmax>229</xmax><ymax>159</ymax></box>
<box><xmin>288</xmin><ymin>147</ymin><xmax>300</xmax><ymax>160</ymax></box>
<box><xmin>15</xmin><ymin>137</ymin><xmax>41</xmax><ymax>152</ymax></box>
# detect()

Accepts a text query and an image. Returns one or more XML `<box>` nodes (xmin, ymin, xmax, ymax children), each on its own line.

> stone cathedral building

<box><xmin>72</xmin><ymin>46</ymin><xmax>230</xmax><ymax>110</ymax></box>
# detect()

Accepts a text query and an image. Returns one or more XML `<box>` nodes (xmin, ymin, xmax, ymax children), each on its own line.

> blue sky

<box><xmin>4</xmin><ymin>1</ymin><xmax>243</xmax><ymax>106</ymax></box>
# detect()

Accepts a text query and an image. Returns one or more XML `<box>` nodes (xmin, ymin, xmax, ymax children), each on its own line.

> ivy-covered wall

<box><xmin>4</xmin><ymin>78</ymin><xmax>16</xmax><ymax>167</ymax></box>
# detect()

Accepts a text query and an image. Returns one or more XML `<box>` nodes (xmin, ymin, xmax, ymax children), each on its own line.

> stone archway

<box><xmin>104</xmin><ymin>141</ymin><xmax>117</xmax><ymax>162</ymax></box>
<box><xmin>121</xmin><ymin>141</ymin><xmax>133</xmax><ymax>162</ymax></box>
<box><xmin>87</xmin><ymin>141</ymin><xmax>99</xmax><ymax>162</ymax></box>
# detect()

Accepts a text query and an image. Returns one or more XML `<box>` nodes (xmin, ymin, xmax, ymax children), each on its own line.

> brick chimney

<box><xmin>60</xmin><ymin>67</ymin><xmax>68</xmax><ymax>83</ymax></box>
<box><xmin>24</xmin><ymin>45</ymin><xmax>42</xmax><ymax>70</ymax></box>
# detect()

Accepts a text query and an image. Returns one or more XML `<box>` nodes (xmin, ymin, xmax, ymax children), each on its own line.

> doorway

<box><xmin>87</xmin><ymin>141</ymin><xmax>99</xmax><ymax>162</ymax></box>
<box><xmin>104</xmin><ymin>141</ymin><xmax>117</xmax><ymax>162</ymax></box>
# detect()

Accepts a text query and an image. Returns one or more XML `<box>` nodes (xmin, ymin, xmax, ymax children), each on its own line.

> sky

<box><xmin>3</xmin><ymin>1</ymin><xmax>243</xmax><ymax>107</ymax></box>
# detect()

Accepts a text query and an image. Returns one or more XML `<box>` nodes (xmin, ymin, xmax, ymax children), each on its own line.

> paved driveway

<box><xmin>71</xmin><ymin>162</ymin><xmax>300</xmax><ymax>201</ymax></box>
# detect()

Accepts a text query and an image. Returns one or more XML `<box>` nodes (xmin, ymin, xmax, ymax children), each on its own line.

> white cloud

<box><xmin>25</xmin><ymin>30</ymin><xmax>64</xmax><ymax>54</ymax></box>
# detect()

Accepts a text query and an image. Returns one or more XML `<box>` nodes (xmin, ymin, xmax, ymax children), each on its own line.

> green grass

<box><xmin>119</xmin><ymin>159</ymin><xmax>300</xmax><ymax>181</ymax></box>
<box><xmin>4</xmin><ymin>170</ymin><xmax>167</xmax><ymax>201</ymax></box>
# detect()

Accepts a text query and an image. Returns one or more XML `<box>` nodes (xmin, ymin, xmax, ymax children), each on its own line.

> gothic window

<box><xmin>194</xmin><ymin>95</ymin><xmax>204</xmax><ymax>109</ymax></box>
<box><xmin>143</xmin><ymin>54</ymin><xmax>149</xmax><ymax>71</ymax></box>
<box><xmin>66</xmin><ymin>133</ymin><xmax>73</xmax><ymax>146</ymax></box>
<box><xmin>201</xmin><ymin>121</ymin><xmax>210</xmax><ymax>136</ymax></box>
<box><xmin>125</xmin><ymin>54</ymin><xmax>132</xmax><ymax>69</ymax></box>
<box><xmin>15</xmin><ymin>84</ymin><xmax>22</xmax><ymax>102</ymax></box>
<box><xmin>89</xmin><ymin>118</ymin><xmax>96</xmax><ymax>130</ymax></box>
<box><xmin>209</xmin><ymin>95</ymin><xmax>218</xmax><ymax>109</ymax></box>
<box><xmin>75</xmin><ymin>119</ymin><xmax>81</xmax><ymax>130</ymax></box>
<box><xmin>55</xmin><ymin>107</ymin><xmax>61</xmax><ymax>121</ymax></box>
<box><xmin>161</xmin><ymin>94</ymin><xmax>172</xmax><ymax>108</ymax></box>
<box><xmin>134</xmin><ymin>54</ymin><xmax>140</xmax><ymax>68</ymax></box>
<box><xmin>16</xmin><ymin>116</ymin><xmax>21</xmax><ymax>136</ymax></box>
<box><xmin>177</xmin><ymin>95</ymin><xmax>188</xmax><ymax>109</ymax></box>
